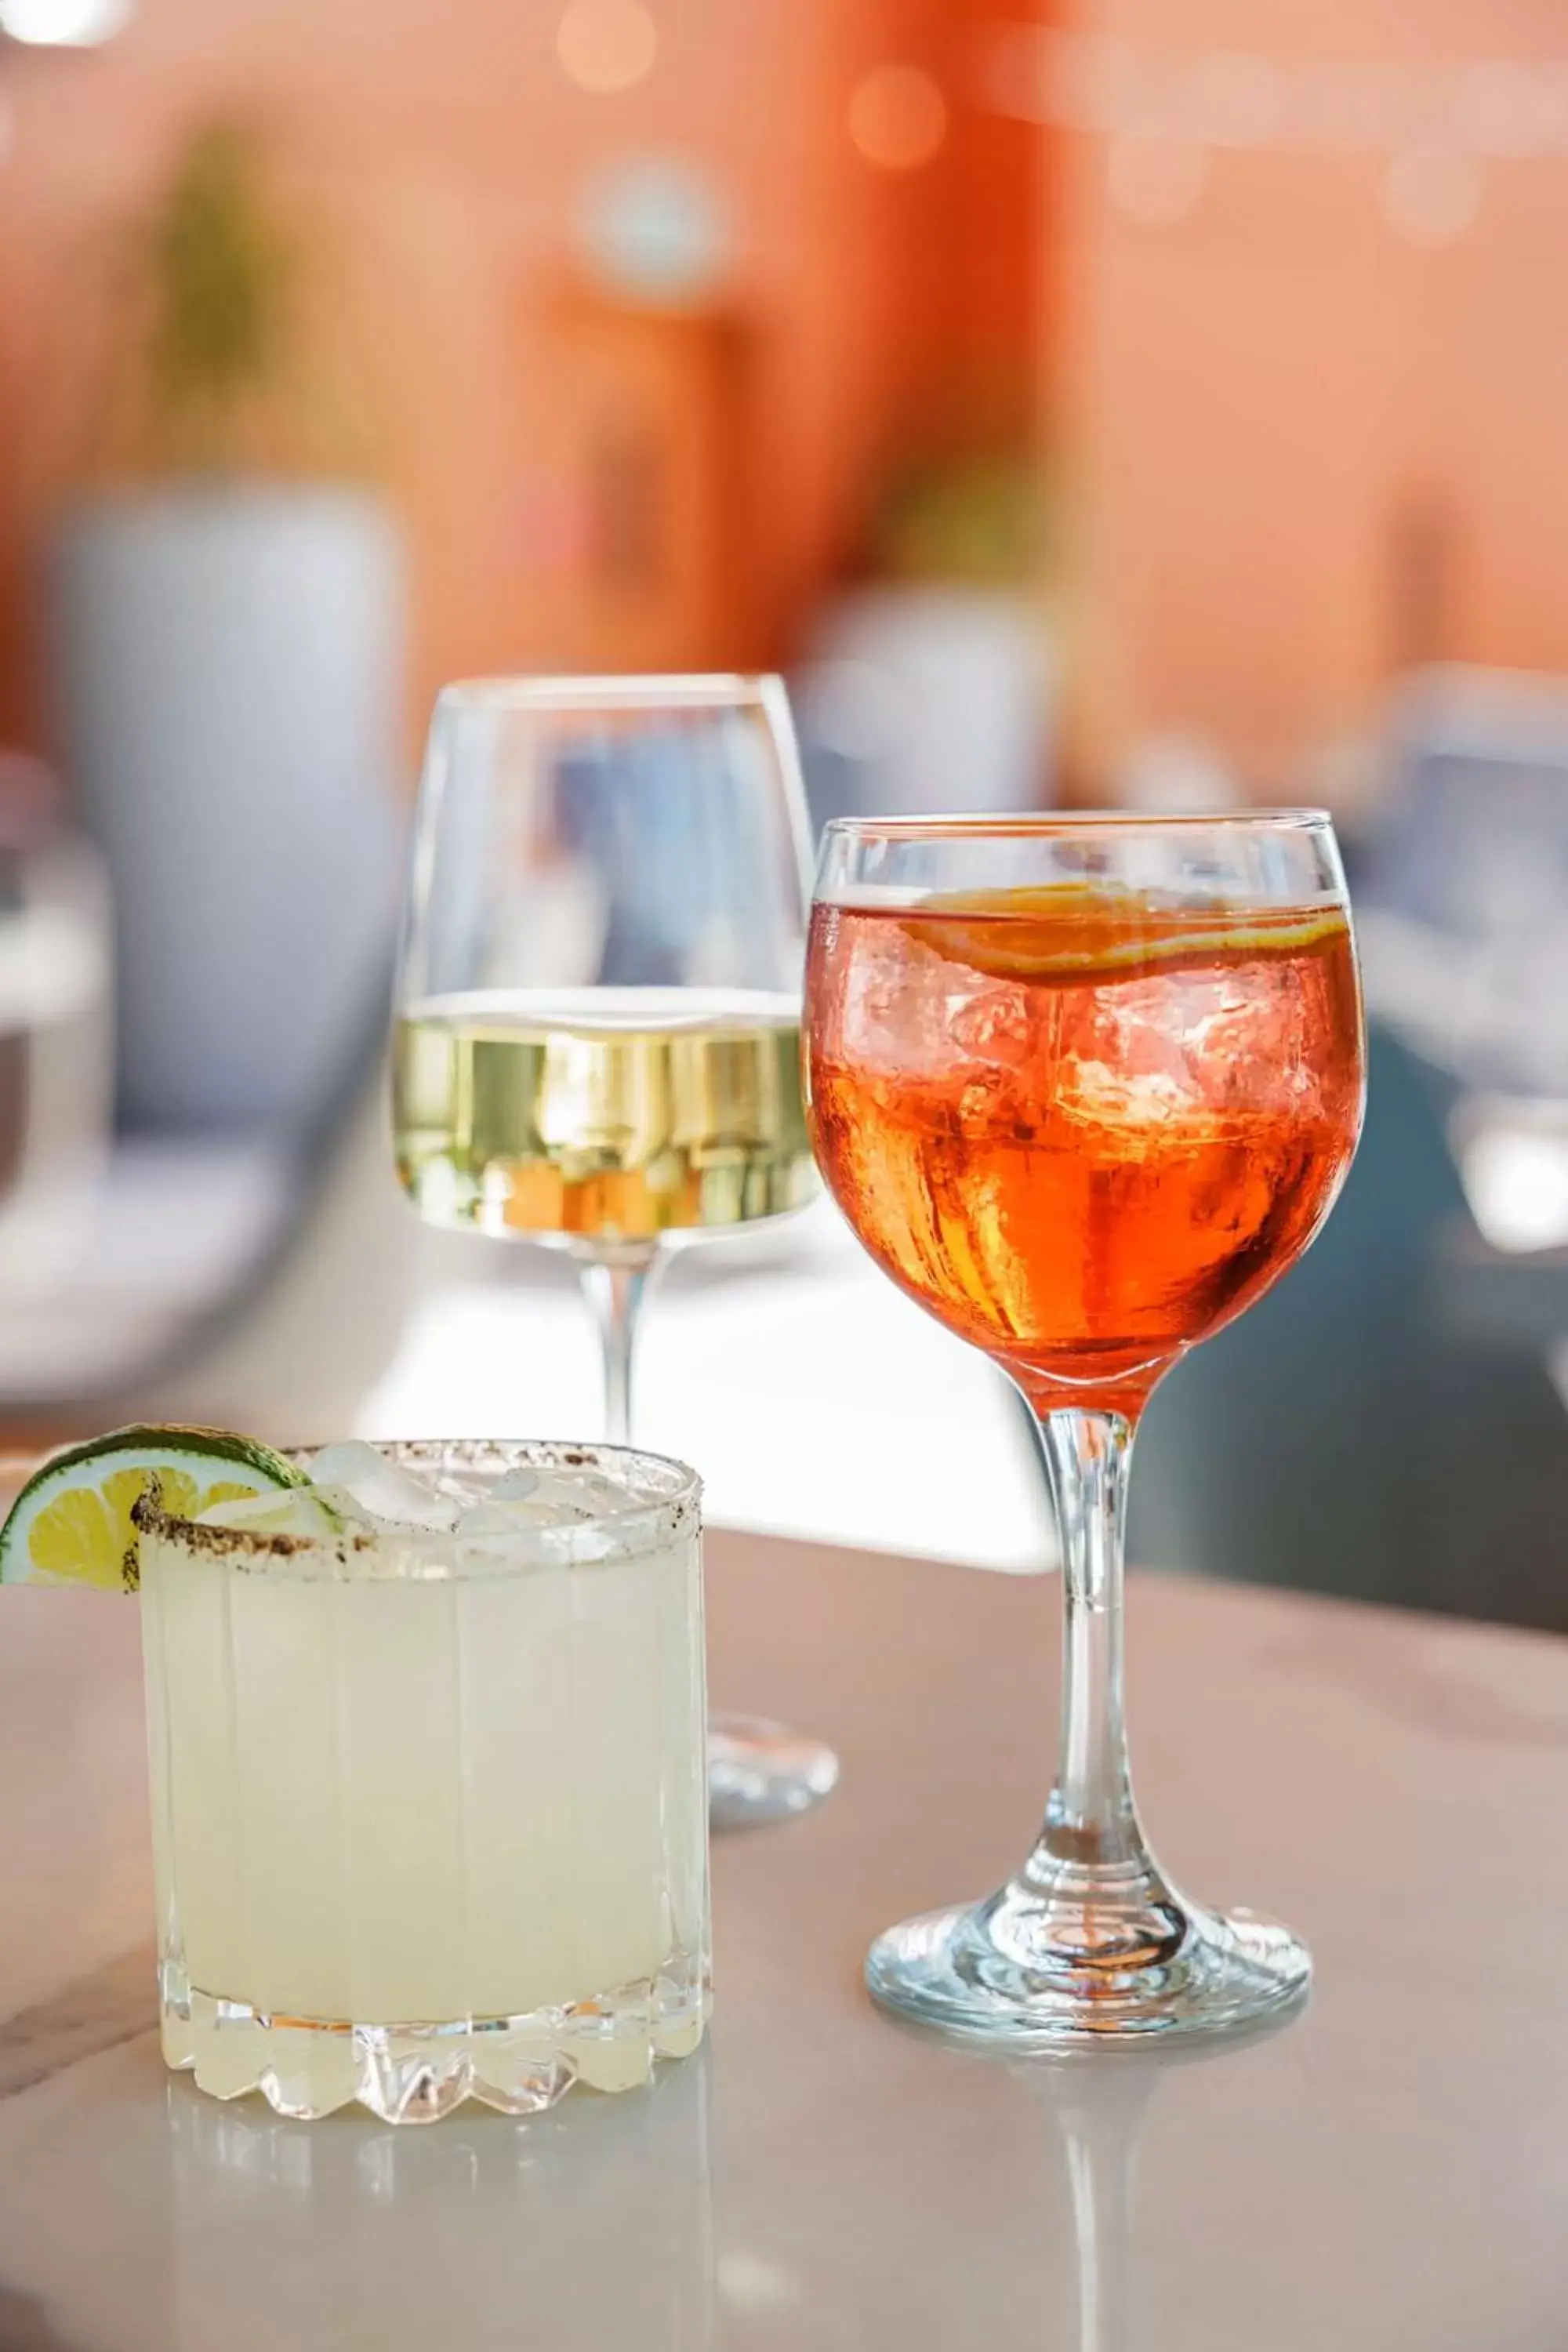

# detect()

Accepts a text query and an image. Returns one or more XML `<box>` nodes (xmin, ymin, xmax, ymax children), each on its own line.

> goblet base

<box><xmin>866</xmin><ymin>1888</ymin><xmax>1309</xmax><ymax>2049</ymax></box>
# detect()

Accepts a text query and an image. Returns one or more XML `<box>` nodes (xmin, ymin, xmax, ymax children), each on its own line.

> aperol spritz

<box><xmin>808</xmin><ymin>887</ymin><xmax>1362</xmax><ymax>1416</ymax></box>
<box><xmin>804</xmin><ymin>815</ymin><xmax>1366</xmax><ymax>2045</ymax></box>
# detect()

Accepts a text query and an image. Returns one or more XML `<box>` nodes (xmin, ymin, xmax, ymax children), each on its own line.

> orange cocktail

<box><xmin>804</xmin><ymin>815</ymin><xmax>1366</xmax><ymax>2048</ymax></box>
<box><xmin>807</xmin><ymin>886</ymin><xmax>1362</xmax><ymax>1415</ymax></box>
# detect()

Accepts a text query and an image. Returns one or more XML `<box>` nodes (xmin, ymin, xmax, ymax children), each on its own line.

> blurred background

<box><xmin>2</xmin><ymin>0</ymin><xmax>1568</xmax><ymax>1623</ymax></box>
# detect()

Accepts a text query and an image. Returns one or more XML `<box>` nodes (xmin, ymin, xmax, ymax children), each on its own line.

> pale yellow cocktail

<box><xmin>137</xmin><ymin>1439</ymin><xmax>708</xmax><ymax>2124</ymax></box>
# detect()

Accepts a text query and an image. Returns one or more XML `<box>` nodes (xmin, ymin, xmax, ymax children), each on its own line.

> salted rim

<box><xmin>131</xmin><ymin>1439</ymin><xmax>701</xmax><ymax>1578</ymax></box>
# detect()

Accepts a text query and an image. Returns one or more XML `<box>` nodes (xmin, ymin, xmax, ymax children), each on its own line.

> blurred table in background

<box><xmin>0</xmin><ymin>1533</ymin><xmax>1560</xmax><ymax>2348</ymax></box>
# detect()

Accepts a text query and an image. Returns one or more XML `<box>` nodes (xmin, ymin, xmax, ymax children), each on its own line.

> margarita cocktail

<box><xmin>137</xmin><ymin>1439</ymin><xmax>708</xmax><ymax>2123</ymax></box>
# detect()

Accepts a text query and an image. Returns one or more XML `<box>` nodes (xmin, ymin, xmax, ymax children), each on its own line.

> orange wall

<box><xmin>0</xmin><ymin>0</ymin><xmax>1005</xmax><ymax>758</ymax></box>
<box><xmin>1054</xmin><ymin>1</ymin><xmax>1568</xmax><ymax>793</ymax></box>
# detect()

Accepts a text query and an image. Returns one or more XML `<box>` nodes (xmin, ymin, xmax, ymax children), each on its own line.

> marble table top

<box><xmin>0</xmin><ymin>1528</ymin><xmax>1561</xmax><ymax>2350</ymax></box>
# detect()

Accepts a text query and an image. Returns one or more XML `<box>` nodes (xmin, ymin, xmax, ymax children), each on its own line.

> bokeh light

<box><xmin>1184</xmin><ymin>49</ymin><xmax>1284</xmax><ymax>151</ymax></box>
<box><xmin>848</xmin><ymin>64</ymin><xmax>948</xmax><ymax>171</ymax></box>
<box><xmin>577</xmin><ymin>153</ymin><xmax>731</xmax><ymax>302</ymax></box>
<box><xmin>1454</xmin><ymin>62</ymin><xmax>1558</xmax><ymax>158</ymax></box>
<box><xmin>555</xmin><ymin>0</ymin><xmax>657</xmax><ymax>97</ymax></box>
<box><xmin>1108</xmin><ymin>132</ymin><xmax>1208</xmax><ymax>225</ymax></box>
<box><xmin>0</xmin><ymin>0</ymin><xmax>131</xmax><ymax>42</ymax></box>
<box><xmin>1382</xmin><ymin>145</ymin><xmax>1483</xmax><ymax>247</ymax></box>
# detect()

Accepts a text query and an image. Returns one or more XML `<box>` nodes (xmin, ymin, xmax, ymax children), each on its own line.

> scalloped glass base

<box><xmin>160</xmin><ymin>1954</ymin><xmax>710</xmax><ymax>2124</ymax></box>
<box><xmin>866</xmin><ymin>1896</ymin><xmax>1309</xmax><ymax>2048</ymax></box>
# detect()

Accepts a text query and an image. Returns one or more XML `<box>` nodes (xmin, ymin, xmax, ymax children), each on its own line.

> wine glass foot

<box><xmin>708</xmin><ymin>1712</ymin><xmax>840</xmax><ymax>1830</ymax></box>
<box><xmin>866</xmin><ymin>1893</ymin><xmax>1309</xmax><ymax>2048</ymax></box>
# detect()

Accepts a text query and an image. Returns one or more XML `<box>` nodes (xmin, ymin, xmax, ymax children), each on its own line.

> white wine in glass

<box><xmin>395</xmin><ymin>986</ymin><xmax>813</xmax><ymax>1242</ymax></box>
<box><xmin>392</xmin><ymin>677</ymin><xmax>838</xmax><ymax>1823</ymax></box>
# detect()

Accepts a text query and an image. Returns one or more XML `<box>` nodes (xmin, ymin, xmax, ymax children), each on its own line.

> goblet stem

<box><xmin>1005</xmin><ymin>1405</ymin><xmax>1185</xmax><ymax>1973</ymax></box>
<box><xmin>574</xmin><ymin>1244</ymin><xmax>666</xmax><ymax>1446</ymax></box>
<box><xmin>1039</xmin><ymin>1410</ymin><xmax>1146</xmax><ymax>1871</ymax></box>
<box><xmin>865</xmin><ymin>1386</ymin><xmax>1311</xmax><ymax>2034</ymax></box>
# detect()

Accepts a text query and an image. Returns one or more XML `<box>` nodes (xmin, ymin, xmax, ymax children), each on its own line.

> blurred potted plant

<box><xmin>50</xmin><ymin>123</ymin><xmax>406</xmax><ymax>1133</ymax></box>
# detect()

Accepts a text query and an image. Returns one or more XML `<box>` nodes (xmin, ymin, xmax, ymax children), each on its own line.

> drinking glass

<box><xmin>393</xmin><ymin>676</ymin><xmax>838</xmax><ymax>1821</ymax></box>
<box><xmin>140</xmin><ymin>1440</ymin><xmax>707</xmax><ymax>2123</ymax></box>
<box><xmin>804</xmin><ymin>813</ymin><xmax>1365</xmax><ymax>2042</ymax></box>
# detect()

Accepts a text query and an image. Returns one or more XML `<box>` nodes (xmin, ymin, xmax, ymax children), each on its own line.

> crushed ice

<box><xmin>307</xmin><ymin>1440</ymin><xmax>461</xmax><ymax>1531</ymax></box>
<box><xmin>196</xmin><ymin>1446</ymin><xmax>648</xmax><ymax>1551</ymax></box>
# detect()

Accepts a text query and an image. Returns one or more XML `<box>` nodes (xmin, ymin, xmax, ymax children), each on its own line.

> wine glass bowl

<box><xmin>394</xmin><ymin>676</ymin><xmax>818</xmax><ymax>1265</ymax></box>
<box><xmin>804</xmin><ymin>813</ymin><xmax>1365</xmax><ymax>2042</ymax></box>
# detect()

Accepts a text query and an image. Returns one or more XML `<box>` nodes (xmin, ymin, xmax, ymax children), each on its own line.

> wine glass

<box><xmin>393</xmin><ymin>676</ymin><xmax>839</xmax><ymax>1822</ymax></box>
<box><xmin>804</xmin><ymin>813</ymin><xmax>1365</xmax><ymax>2040</ymax></box>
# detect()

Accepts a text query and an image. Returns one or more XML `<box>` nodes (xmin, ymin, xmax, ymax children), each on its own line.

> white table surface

<box><xmin>0</xmin><ymin>1531</ymin><xmax>1561</xmax><ymax>2350</ymax></box>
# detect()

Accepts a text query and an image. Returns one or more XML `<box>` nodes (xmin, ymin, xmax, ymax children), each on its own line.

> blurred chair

<box><xmin>0</xmin><ymin>757</ymin><xmax>113</xmax><ymax>1297</ymax></box>
<box><xmin>1128</xmin><ymin>1025</ymin><xmax>1568</xmax><ymax>1634</ymax></box>
<box><xmin>1356</xmin><ymin>663</ymin><xmax>1568</xmax><ymax>1096</ymax></box>
<box><xmin>0</xmin><ymin>616</ymin><xmax>414</xmax><ymax>1439</ymax></box>
<box><xmin>0</xmin><ymin>997</ymin><xmax>419</xmax><ymax>1450</ymax></box>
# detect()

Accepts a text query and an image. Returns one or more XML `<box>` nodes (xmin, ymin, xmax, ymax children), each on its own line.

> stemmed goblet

<box><xmin>394</xmin><ymin>676</ymin><xmax>839</xmax><ymax>1821</ymax></box>
<box><xmin>804</xmin><ymin>814</ymin><xmax>1364</xmax><ymax>2038</ymax></box>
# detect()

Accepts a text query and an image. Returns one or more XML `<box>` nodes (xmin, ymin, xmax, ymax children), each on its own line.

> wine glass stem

<box><xmin>1036</xmin><ymin>1407</ymin><xmax>1146</xmax><ymax>1871</ymax></box>
<box><xmin>575</xmin><ymin>1246</ymin><xmax>664</xmax><ymax>1446</ymax></box>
